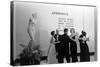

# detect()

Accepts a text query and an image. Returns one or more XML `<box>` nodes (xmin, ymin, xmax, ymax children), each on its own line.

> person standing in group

<box><xmin>70</xmin><ymin>28</ymin><xmax>78</xmax><ymax>62</ymax></box>
<box><xmin>47</xmin><ymin>31</ymin><xmax>58</xmax><ymax>64</ymax></box>
<box><xmin>58</xmin><ymin>28</ymin><xmax>70</xmax><ymax>63</ymax></box>
<box><xmin>79</xmin><ymin>31</ymin><xmax>90</xmax><ymax>62</ymax></box>
<box><xmin>54</xmin><ymin>30</ymin><xmax>61</xmax><ymax>59</ymax></box>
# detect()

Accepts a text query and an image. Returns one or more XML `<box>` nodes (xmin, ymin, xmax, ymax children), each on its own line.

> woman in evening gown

<box><xmin>47</xmin><ymin>31</ymin><xmax>58</xmax><ymax>64</ymax></box>
<box><xmin>79</xmin><ymin>31</ymin><xmax>90</xmax><ymax>62</ymax></box>
<box><xmin>70</xmin><ymin>28</ymin><xmax>78</xmax><ymax>62</ymax></box>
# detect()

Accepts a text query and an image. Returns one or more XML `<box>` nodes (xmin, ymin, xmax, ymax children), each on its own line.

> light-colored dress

<box><xmin>47</xmin><ymin>36</ymin><xmax>57</xmax><ymax>64</ymax></box>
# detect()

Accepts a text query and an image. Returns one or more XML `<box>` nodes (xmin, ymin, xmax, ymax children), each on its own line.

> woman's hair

<box><xmin>51</xmin><ymin>31</ymin><xmax>55</xmax><ymax>36</ymax></box>
<box><xmin>81</xmin><ymin>30</ymin><xmax>87</xmax><ymax>36</ymax></box>
<box><xmin>70</xmin><ymin>28</ymin><xmax>75</xmax><ymax>33</ymax></box>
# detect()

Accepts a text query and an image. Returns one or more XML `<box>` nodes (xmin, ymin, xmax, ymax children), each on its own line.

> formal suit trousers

<box><xmin>57</xmin><ymin>45</ymin><xmax>70</xmax><ymax>63</ymax></box>
<box><xmin>55</xmin><ymin>43</ymin><xmax>60</xmax><ymax>53</ymax></box>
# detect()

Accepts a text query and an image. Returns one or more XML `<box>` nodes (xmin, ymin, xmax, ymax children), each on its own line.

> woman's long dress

<box><xmin>79</xmin><ymin>35</ymin><xmax>90</xmax><ymax>62</ymax></box>
<box><xmin>47</xmin><ymin>36</ymin><xmax>57</xmax><ymax>64</ymax></box>
<box><xmin>70</xmin><ymin>34</ymin><xmax>78</xmax><ymax>62</ymax></box>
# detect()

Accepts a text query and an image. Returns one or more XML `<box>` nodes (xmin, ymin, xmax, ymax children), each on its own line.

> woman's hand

<box><xmin>82</xmin><ymin>37</ymin><xmax>89</xmax><ymax>41</ymax></box>
<box><xmin>55</xmin><ymin>41</ymin><xmax>60</xmax><ymax>44</ymax></box>
<box><xmin>32</xmin><ymin>50</ymin><xmax>38</xmax><ymax>53</ymax></box>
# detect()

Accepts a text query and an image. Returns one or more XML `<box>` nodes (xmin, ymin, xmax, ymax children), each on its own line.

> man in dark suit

<box><xmin>54</xmin><ymin>30</ymin><xmax>61</xmax><ymax>54</ymax></box>
<box><xmin>57</xmin><ymin>28</ymin><xmax>70</xmax><ymax>63</ymax></box>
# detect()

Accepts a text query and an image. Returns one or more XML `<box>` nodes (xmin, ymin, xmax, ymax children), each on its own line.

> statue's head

<box><xmin>32</xmin><ymin>13</ymin><xmax>37</xmax><ymax>19</ymax></box>
<box><xmin>31</xmin><ymin>13</ymin><xmax>37</xmax><ymax>24</ymax></box>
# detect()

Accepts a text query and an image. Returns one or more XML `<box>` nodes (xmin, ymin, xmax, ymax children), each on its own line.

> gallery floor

<box><xmin>40</xmin><ymin>55</ymin><xmax>95</xmax><ymax>64</ymax></box>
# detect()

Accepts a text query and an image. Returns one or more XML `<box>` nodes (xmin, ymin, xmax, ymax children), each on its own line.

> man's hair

<box><xmin>64</xmin><ymin>28</ymin><xmax>68</xmax><ymax>32</ymax></box>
